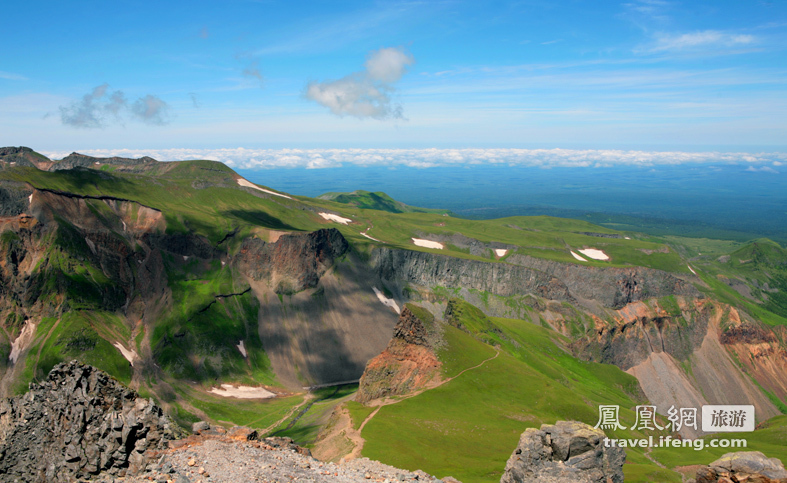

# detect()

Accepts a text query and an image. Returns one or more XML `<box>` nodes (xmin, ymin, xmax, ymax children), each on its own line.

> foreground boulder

<box><xmin>500</xmin><ymin>421</ymin><xmax>624</xmax><ymax>483</ymax></box>
<box><xmin>695</xmin><ymin>451</ymin><xmax>787</xmax><ymax>483</ymax></box>
<box><xmin>0</xmin><ymin>360</ymin><xmax>182</xmax><ymax>482</ymax></box>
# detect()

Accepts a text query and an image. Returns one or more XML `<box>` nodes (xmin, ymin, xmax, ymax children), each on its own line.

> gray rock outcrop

<box><xmin>500</xmin><ymin>421</ymin><xmax>624</xmax><ymax>483</ymax></box>
<box><xmin>0</xmin><ymin>360</ymin><xmax>182</xmax><ymax>482</ymax></box>
<box><xmin>695</xmin><ymin>451</ymin><xmax>787</xmax><ymax>483</ymax></box>
<box><xmin>237</xmin><ymin>228</ymin><xmax>349</xmax><ymax>295</ymax></box>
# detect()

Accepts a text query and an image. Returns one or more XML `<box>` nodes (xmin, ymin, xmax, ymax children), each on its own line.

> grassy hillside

<box><xmin>358</xmin><ymin>300</ymin><xmax>673</xmax><ymax>483</ymax></box>
<box><xmin>355</xmin><ymin>300</ymin><xmax>787</xmax><ymax>483</ymax></box>
<box><xmin>318</xmin><ymin>190</ymin><xmax>451</xmax><ymax>215</ymax></box>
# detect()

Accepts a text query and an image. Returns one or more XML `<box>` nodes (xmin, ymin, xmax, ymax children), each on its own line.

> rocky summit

<box><xmin>0</xmin><ymin>360</ymin><xmax>182</xmax><ymax>482</ymax></box>
<box><xmin>500</xmin><ymin>421</ymin><xmax>625</xmax><ymax>483</ymax></box>
<box><xmin>355</xmin><ymin>305</ymin><xmax>441</xmax><ymax>404</ymax></box>
<box><xmin>695</xmin><ymin>451</ymin><xmax>787</xmax><ymax>483</ymax></box>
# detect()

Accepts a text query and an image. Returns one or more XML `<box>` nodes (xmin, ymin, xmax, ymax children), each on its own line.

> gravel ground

<box><xmin>104</xmin><ymin>433</ymin><xmax>458</xmax><ymax>483</ymax></box>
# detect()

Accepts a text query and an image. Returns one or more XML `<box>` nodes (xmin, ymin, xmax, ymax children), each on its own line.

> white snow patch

<box><xmin>122</xmin><ymin>221</ymin><xmax>127</xmax><ymax>232</ymax></box>
<box><xmin>113</xmin><ymin>342</ymin><xmax>139</xmax><ymax>366</ymax></box>
<box><xmin>361</xmin><ymin>229</ymin><xmax>381</xmax><ymax>242</ymax></box>
<box><xmin>373</xmin><ymin>287</ymin><xmax>401</xmax><ymax>313</ymax></box>
<box><xmin>9</xmin><ymin>320</ymin><xmax>37</xmax><ymax>364</ymax></box>
<box><xmin>319</xmin><ymin>212</ymin><xmax>352</xmax><ymax>225</ymax></box>
<box><xmin>494</xmin><ymin>249</ymin><xmax>508</xmax><ymax>257</ymax></box>
<box><xmin>221</xmin><ymin>261</ymin><xmax>226</xmax><ymax>266</ymax></box>
<box><xmin>570</xmin><ymin>251</ymin><xmax>587</xmax><ymax>261</ymax></box>
<box><xmin>578</xmin><ymin>248</ymin><xmax>610</xmax><ymax>261</ymax></box>
<box><xmin>412</xmin><ymin>238</ymin><xmax>444</xmax><ymax>249</ymax></box>
<box><xmin>236</xmin><ymin>340</ymin><xmax>247</xmax><ymax>358</ymax></box>
<box><xmin>28</xmin><ymin>193</ymin><xmax>33</xmax><ymax>204</ymax></box>
<box><xmin>688</xmin><ymin>265</ymin><xmax>697</xmax><ymax>276</ymax></box>
<box><xmin>183</xmin><ymin>255</ymin><xmax>189</xmax><ymax>261</ymax></box>
<box><xmin>95</xmin><ymin>162</ymin><xmax>101</xmax><ymax>165</ymax></box>
<box><xmin>84</xmin><ymin>237</ymin><xmax>97</xmax><ymax>255</ymax></box>
<box><xmin>236</xmin><ymin>178</ymin><xmax>292</xmax><ymax>199</ymax></box>
<box><xmin>10</xmin><ymin>162</ymin><xmax>15</xmax><ymax>165</ymax></box>
<box><xmin>624</xmin><ymin>236</ymin><xmax>631</xmax><ymax>240</ymax></box>
<box><xmin>209</xmin><ymin>384</ymin><xmax>275</xmax><ymax>399</ymax></box>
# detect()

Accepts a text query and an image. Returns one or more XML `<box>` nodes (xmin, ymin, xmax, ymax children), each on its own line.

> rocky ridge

<box><xmin>0</xmin><ymin>360</ymin><xmax>182</xmax><ymax>482</ymax></box>
<box><xmin>695</xmin><ymin>451</ymin><xmax>787</xmax><ymax>483</ymax></box>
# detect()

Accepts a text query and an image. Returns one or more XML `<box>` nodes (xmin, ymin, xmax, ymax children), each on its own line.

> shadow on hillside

<box><xmin>224</xmin><ymin>209</ymin><xmax>299</xmax><ymax>231</ymax></box>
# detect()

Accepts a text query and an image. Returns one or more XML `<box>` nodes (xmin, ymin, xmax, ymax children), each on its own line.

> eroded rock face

<box><xmin>695</xmin><ymin>451</ymin><xmax>787</xmax><ymax>483</ymax></box>
<box><xmin>0</xmin><ymin>360</ymin><xmax>182</xmax><ymax>482</ymax></box>
<box><xmin>236</xmin><ymin>228</ymin><xmax>349</xmax><ymax>294</ymax></box>
<box><xmin>500</xmin><ymin>421</ymin><xmax>624</xmax><ymax>483</ymax></box>
<box><xmin>356</xmin><ymin>306</ymin><xmax>441</xmax><ymax>404</ymax></box>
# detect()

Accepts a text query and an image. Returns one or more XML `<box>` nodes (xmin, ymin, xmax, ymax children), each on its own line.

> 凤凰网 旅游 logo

<box><xmin>595</xmin><ymin>404</ymin><xmax>754</xmax><ymax>433</ymax></box>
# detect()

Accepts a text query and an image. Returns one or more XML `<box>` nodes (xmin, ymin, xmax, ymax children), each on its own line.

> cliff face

<box><xmin>236</xmin><ymin>228</ymin><xmax>349</xmax><ymax>294</ymax></box>
<box><xmin>356</xmin><ymin>306</ymin><xmax>441</xmax><ymax>404</ymax></box>
<box><xmin>371</xmin><ymin>247</ymin><xmax>698</xmax><ymax>310</ymax></box>
<box><xmin>504</xmin><ymin>253</ymin><xmax>699</xmax><ymax>309</ymax></box>
<box><xmin>0</xmin><ymin>361</ymin><xmax>181</xmax><ymax>482</ymax></box>
<box><xmin>573</xmin><ymin>298</ymin><xmax>784</xmax><ymax>436</ymax></box>
<box><xmin>371</xmin><ymin>248</ymin><xmax>572</xmax><ymax>302</ymax></box>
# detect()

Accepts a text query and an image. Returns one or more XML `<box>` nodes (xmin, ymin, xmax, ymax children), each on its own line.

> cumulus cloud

<box><xmin>646</xmin><ymin>30</ymin><xmax>756</xmax><ymax>53</ymax></box>
<box><xmin>131</xmin><ymin>95</ymin><xmax>171</xmax><ymax>125</ymax></box>
<box><xmin>364</xmin><ymin>47</ymin><xmax>414</xmax><ymax>83</ymax></box>
<box><xmin>305</xmin><ymin>46</ymin><xmax>414</xmax><ymax>119</ymax></box>
<box><xmin>59</xmin><ymin>85</ymin><xmax>171</xmax><ymax>128</ymax></box>
<box><xmin>40</xmin><ymin>147</ymin><xmax>787</xmax><ymax>172</ymax></box>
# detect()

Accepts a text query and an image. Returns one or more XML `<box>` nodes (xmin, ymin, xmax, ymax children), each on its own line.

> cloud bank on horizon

<box><xmin>39</xmin><ymin>147</ymin><xmax>786</xmax><ymax>171</ymax></box>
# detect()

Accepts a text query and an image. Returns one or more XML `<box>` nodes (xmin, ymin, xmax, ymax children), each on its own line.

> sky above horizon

<box><xmin>2</xmin><ymin>0</ymin><xmax>787</xmax><ymax>160</ymax></box>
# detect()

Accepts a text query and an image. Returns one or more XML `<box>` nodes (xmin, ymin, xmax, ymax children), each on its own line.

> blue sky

<box><xmin>2</xmin><ymin>0</ymin><xmax>786</xmax><ymax>158</ymax></box>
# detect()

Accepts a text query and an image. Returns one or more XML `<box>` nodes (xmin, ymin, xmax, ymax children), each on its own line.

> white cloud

<box><xmin>746</xmin><ymin>166</ymin><xmax>779</xmax><ymax>174</ymax></box>
<box><xmin>59</xmin><ymin>85</ymin><xmax>171</xmax><ymax>128</ymax></box>
<box><xmin>364</xmin><ymin>47</ymin><xmax>414</xmax><ymax>83</ymax></box>
<box><xmin>305</xmin><ymin>47</ymin><xmax>413</xmax><ymax>119</ymax></box>
<box><xmin>131</xmin><ymin>95</ymin><xmax>171</xmax><ymax>125</ymax></box>
<box><xmin>646</xmin><ymin>30</ymin><xmax>756</xmax><ymax>53</ymax></box>
<box><xmin>39</xmin><ymin>147</ymin><xmax>787</xmax><ymax>171</ymax></box>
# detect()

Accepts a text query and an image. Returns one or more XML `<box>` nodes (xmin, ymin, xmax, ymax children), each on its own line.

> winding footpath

<box><xmin>346</xmin><ymin>349</ymin><xmax>501</xmax><ymax>460</ymax></box>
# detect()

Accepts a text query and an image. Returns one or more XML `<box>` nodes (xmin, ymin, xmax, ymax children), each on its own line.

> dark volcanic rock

<box><xmin>0</xmin><ymin>360</ymin><xmax>182</xmax><ymax>482</ymax></box>
<box><xmin>0</xmin><ymin>180</ymin><xmax>33</xmax><ymax>217</ymax></box>
<box><xmin>236</xmin><ymin>228</ymin><xmax>349</xmax><ymax>294</ymax></box>
<box><xmin>500</xmin><ymin>421</ymin><xmax>624</xmax><ymax>483</ymax></box>
<box><xmin>695</xmin><ymin>451</ymin><xmax>787</xmax><ymax>483</ymax></box>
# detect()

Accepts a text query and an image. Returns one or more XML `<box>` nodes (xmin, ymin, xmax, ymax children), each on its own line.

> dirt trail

<box><xmin>343</xmin><ymin>350</ymin><xmax>500</xmax><ymax>460</ymax></box>
<box><xmin>256</xmin><ymin>393</ymin><xmax>313</xmax><ymax>436</ymax></box>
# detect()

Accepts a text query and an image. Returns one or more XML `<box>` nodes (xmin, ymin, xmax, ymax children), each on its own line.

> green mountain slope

<box><xmin>2</xmin><ymin>148</ymin><xmax>787</xmax><ymax>483</ymax></box>
<box><xmin>318</xmin><ymin>190</ymin><xmax>451</xmax><ymax>215</ymax></box>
